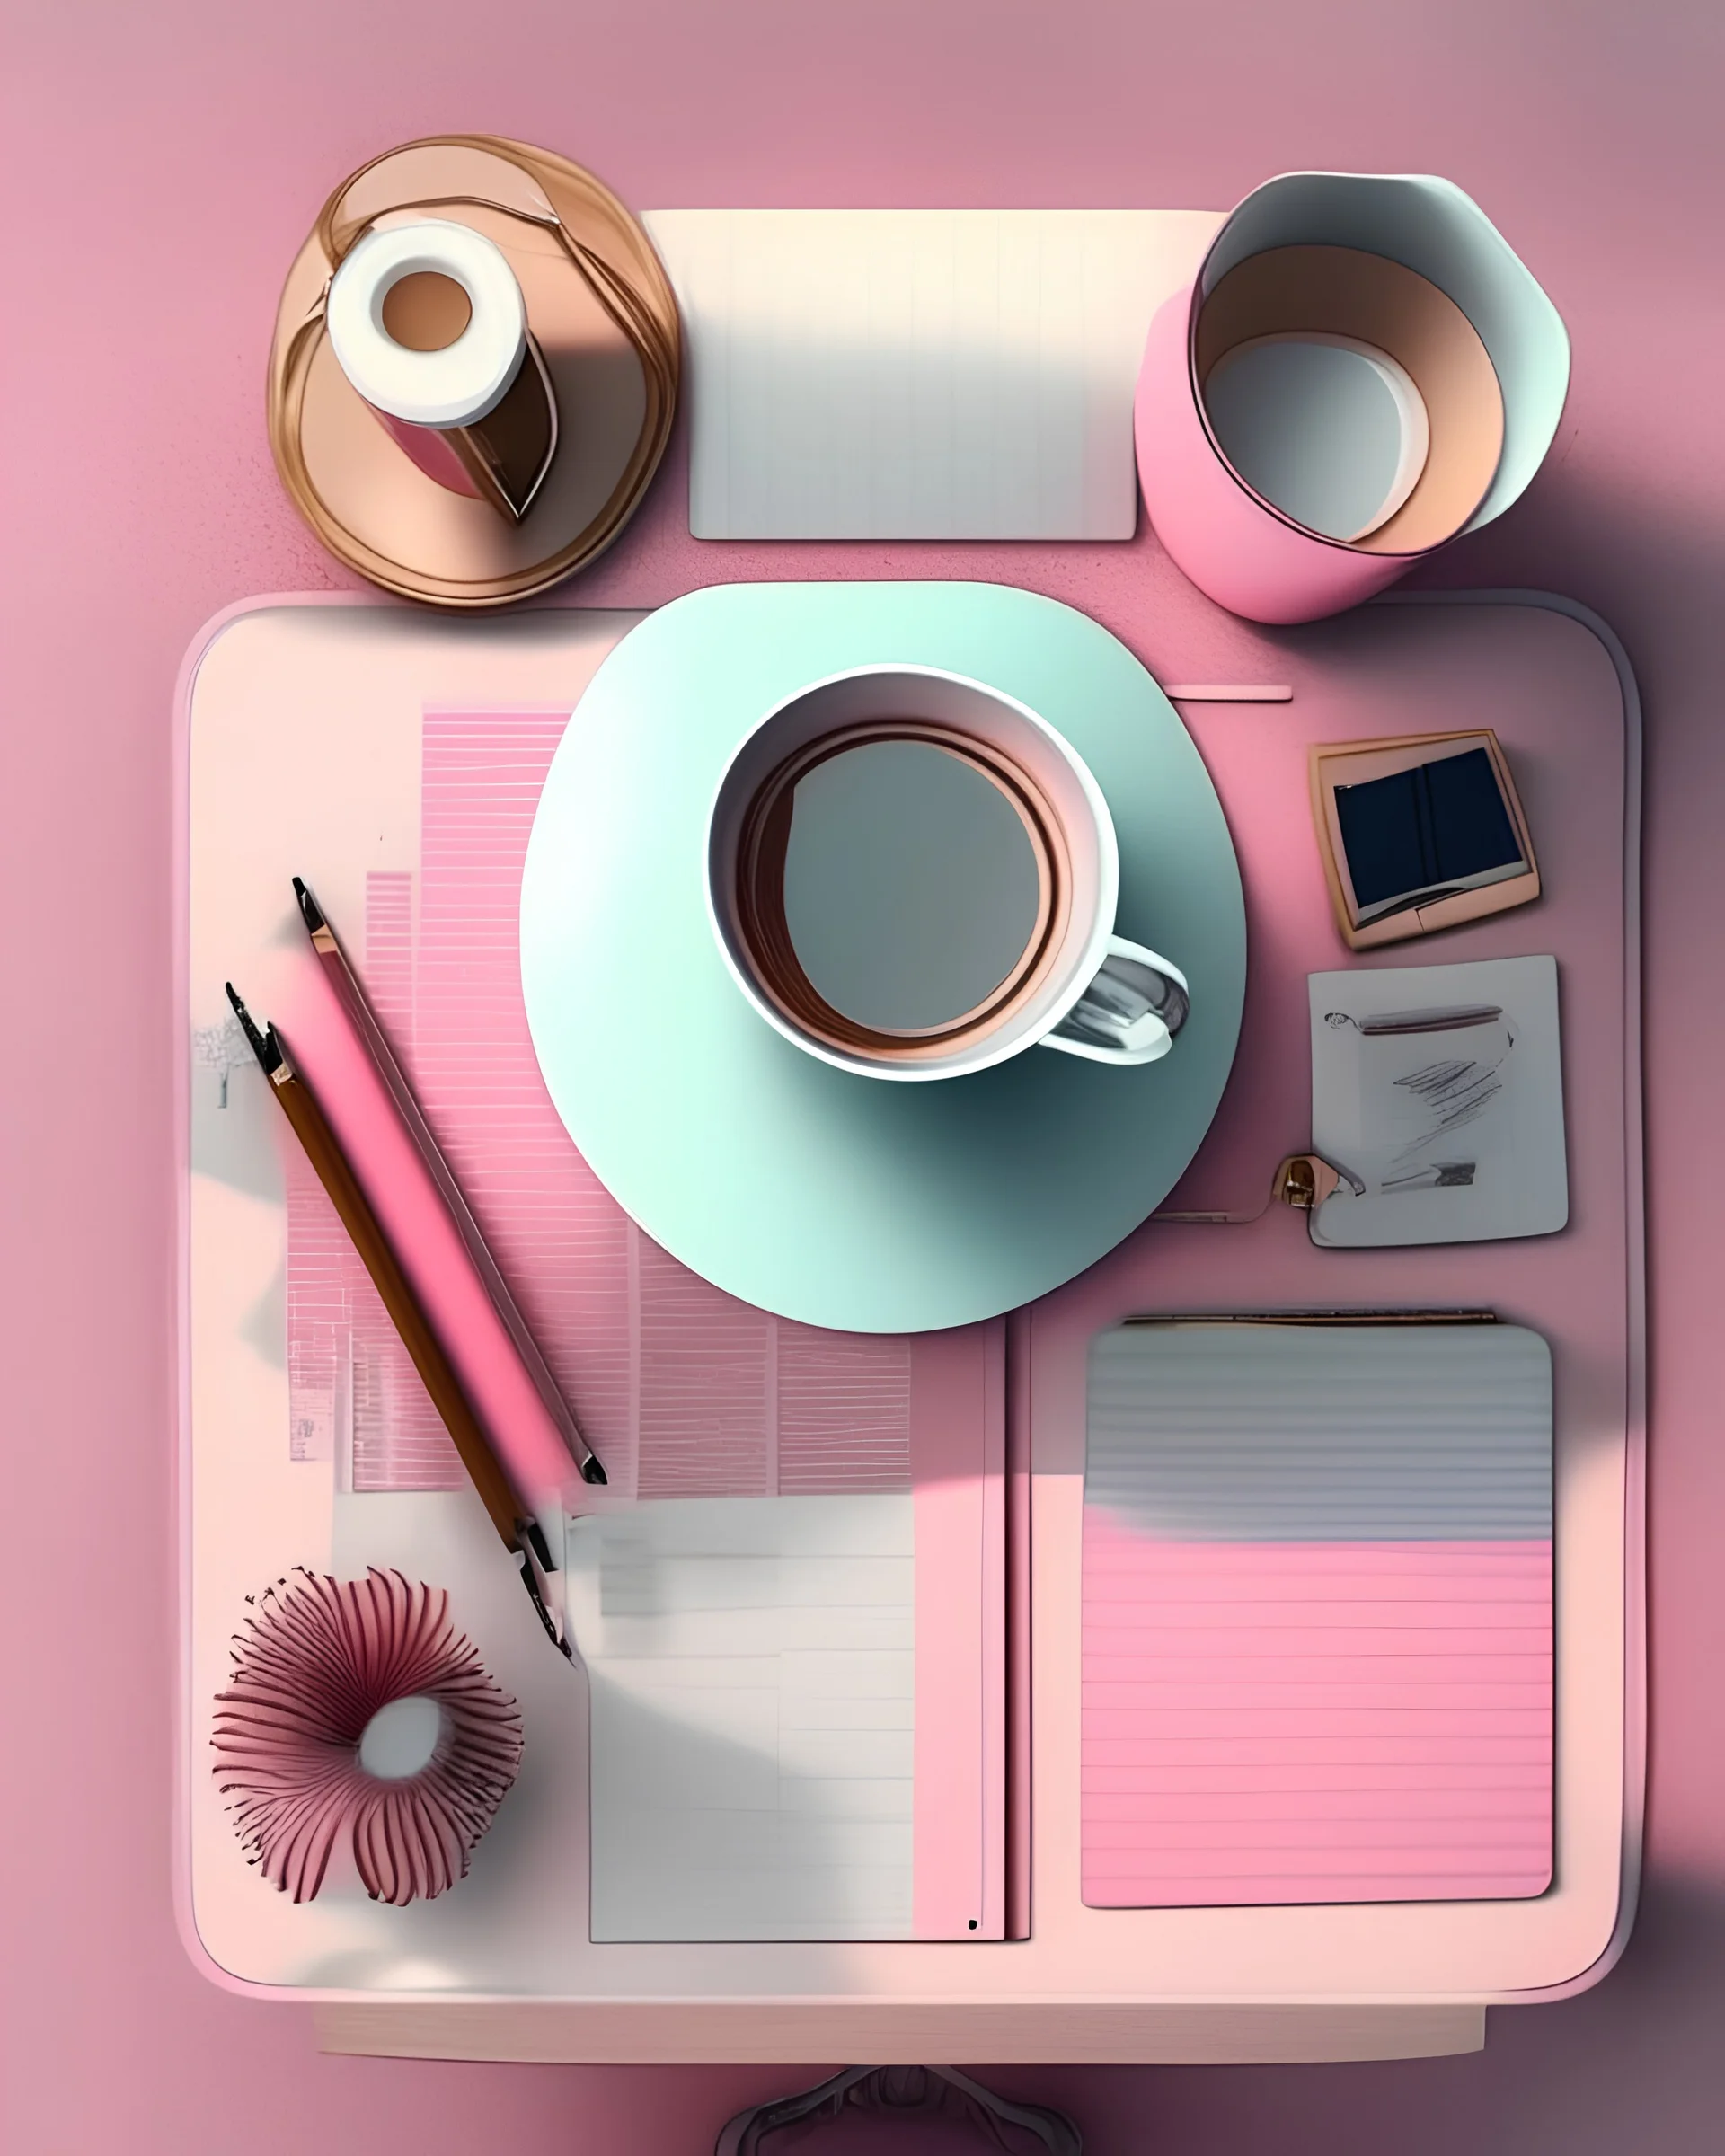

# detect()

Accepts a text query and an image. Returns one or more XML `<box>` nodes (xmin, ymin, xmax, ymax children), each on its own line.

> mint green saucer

<box><xmin>520</xmin><ymin>583</ymin><xmax>1244</xmax><ymax>1331</ymax></box>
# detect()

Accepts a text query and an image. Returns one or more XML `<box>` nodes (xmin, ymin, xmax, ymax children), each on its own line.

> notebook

<box><xmin>267</xmin><ymin>693</ymin><xmax>1005</xmax><ymax>1944</ymax></box>
<box><xmin>641</xmin><ymin>208</ymin><xmax>1223</xmax><ymax>539</ymax></box>
<box><xmin>1083</xmin><ymin>1320</ymin><xmax>1553</xmax><ymax>1908</ymax></box>
<box><xmin>568</xmin><ymin>1348</ymin><xmax>1005</xmax><ymax>1945</ymax></box>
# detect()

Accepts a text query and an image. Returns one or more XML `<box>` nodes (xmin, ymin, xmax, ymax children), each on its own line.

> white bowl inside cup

<box><xmin>1202</xmin><ymin>330</ymin><xmax>1431</xmax><ymax>543</ymax></box>
<box><xmin>705</xmin><ymin>666</ymin><xmax>1121</xmax><ymax>1082</ymax></box>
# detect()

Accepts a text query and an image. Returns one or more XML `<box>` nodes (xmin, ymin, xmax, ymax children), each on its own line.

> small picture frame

<box><xmin>1309</xmin><ymin>728</ymin><xmax>1540</xmax><ymax>950</ymax></box>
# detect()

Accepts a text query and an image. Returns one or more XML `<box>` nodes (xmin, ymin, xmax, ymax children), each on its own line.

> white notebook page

<box><xmin>566</xmin><ymin>1494</ymin><xmax>916</xmax><ymax>1941</ymax></box>
<box><xmin>643</xmin><ymin>208</ymin><xmax>1223</xmax><ymax>539</ymax></box>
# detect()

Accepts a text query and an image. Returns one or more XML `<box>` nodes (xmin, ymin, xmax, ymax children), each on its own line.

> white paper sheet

<box><xmin>642</xmin><ymin>208</ymin><xmax>1223</xmax><ymax>539</ymax></box>
<box><xmin>1309</xmin><ymin>955</ymin><xmax>1569</xmax><ymax>1247</ymax></box>
<box><xmin>566</xmin><ymin>1493</ymin><xmax>916</xmax><ymax>1941</ymax></box>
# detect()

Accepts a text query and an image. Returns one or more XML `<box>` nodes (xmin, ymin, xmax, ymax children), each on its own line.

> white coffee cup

<box><xmin>705</xmin><ymin>666</ymin><xmax>1189</xmax><ymax>1082</ymax></box>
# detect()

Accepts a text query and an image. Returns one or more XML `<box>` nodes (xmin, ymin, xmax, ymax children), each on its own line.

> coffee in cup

<box><xmin>706</xmin><ymin>667</ymin><xmax>1189</xmax><ymax>1082</ymax></box>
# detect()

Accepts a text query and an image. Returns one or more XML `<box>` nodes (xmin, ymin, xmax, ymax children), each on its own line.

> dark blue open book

<box><xmin>1335</xmin><ymin>746</ymin><xmax>1526</xmax><ymax>924</ymax></box>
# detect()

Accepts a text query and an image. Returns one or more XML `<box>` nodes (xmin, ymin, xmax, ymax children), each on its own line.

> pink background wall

<box><xmin>4</xmin><ymin>2</ymin><xmax>1722</xmax><ymax>2149</ymax></box>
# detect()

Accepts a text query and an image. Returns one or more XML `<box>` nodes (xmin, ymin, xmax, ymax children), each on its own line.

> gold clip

<box><xmin>1274</xmin><ymin>1153</ymin><xmax>1349</xmax><ymax>1210</ymax></box>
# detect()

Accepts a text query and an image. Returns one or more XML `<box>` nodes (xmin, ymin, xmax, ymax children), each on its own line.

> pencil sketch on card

<box><xmin>1309</xmin><ymin>955</ymin><xmax>1567</xmax><ymax>1247</ymax></box>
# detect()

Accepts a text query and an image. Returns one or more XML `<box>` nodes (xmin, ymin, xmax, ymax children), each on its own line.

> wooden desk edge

<box><xmin>313</xmin><ymin>1999</ymin><xmax>1485</xmax><ymax>2064</ymax></box>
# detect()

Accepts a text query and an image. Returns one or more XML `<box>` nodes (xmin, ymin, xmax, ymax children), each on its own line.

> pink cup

<box><xmin>1134</xmin><ymin>172</ymin><xmax>1570</xmax><ymax>624</ymax></box>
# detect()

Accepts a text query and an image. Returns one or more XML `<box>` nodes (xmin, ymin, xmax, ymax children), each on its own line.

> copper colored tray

<box><xmin>267</xmin><ymin>136</ymin><xmax>679</xmax><ymax>607</ymax></box>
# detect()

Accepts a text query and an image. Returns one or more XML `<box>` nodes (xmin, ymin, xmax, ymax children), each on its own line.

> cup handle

<box><xmin>1039</xmin><ymin>937</ymin><xmax>1190</xmax><ymax>1065</ymax></box>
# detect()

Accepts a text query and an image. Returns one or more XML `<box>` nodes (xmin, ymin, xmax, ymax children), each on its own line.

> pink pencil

<box><xmin>293</xmin><ymin>876</ymin><xmax>606</xmax><ymax>1491</ymax></box>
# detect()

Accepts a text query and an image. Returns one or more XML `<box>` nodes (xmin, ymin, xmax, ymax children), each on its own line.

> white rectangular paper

<box><xmin>1309</xmin><ymin>955</ymin><xmax>1569</xmax><ymax>1247</ymax></box>
<box><xmin>566</xmin><ymin>1494</ymin><xmax>916</xmax><ymax>1941</ymax></box>
<box><xmin>643</xmin><ymin>208</ymin><xmax>1223</xmax><ymax>539</ymax></box>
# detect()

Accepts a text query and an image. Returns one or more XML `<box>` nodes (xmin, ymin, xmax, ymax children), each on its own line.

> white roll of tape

<box><xmin>326</xmin><ymin>219</ymin><xmax>527</xmax><ymax>429</ymax></box>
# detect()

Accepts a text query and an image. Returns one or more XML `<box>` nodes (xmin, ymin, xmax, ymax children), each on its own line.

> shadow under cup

<box><xmin>707</xmin><ymin>671</ymin><xmax>1110</xmax><ymax>1077</ymax></box>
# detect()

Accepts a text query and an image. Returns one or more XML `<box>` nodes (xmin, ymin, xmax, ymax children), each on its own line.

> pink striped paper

<box><xmin>1082</xmin><ymin>1527</ymin><xmax>1553</xmax><ymax>1906</ymax></box>
<box><xmin>283</xmin><ymin>707</ymin><xmax>914</xmax><ymax>1502</ymax></box>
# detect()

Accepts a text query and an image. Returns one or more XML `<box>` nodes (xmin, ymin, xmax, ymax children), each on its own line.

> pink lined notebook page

<box><xmin>283</xmin><ymin>707</ymin><xmax>914</xmax><ymax>1506</ymax></box>
<box><xmin>1083</xmin><ymin>1321</ymin><xmax>1553</xmax><ymax>1907</ymax></box>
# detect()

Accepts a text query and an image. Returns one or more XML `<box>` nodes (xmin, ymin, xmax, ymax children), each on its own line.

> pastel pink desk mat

<box><xmin>180</xmin><ymin>592</ymin><xmax>1640</xmax><ymax>2003</ymax></box>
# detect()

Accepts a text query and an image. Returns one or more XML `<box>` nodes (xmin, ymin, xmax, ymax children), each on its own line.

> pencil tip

<box><xmin>225</xmin><ymin>984</ymin><xmax>277</xmax><ymax>1072</ymax></box>
<box><xmin>517</xmin><ymin>1549</ymin><xmax>572</xmax><ymax>1658</ymax></box>
<box><xmin>581</xmin><ymin>1456</ymin><xmax>608</xmax><ymax>1487</ymax></box>
<box><xmin>292</xmin><ymin>876</ymin><xmax>324</xmax><ymax>932</ymax></box>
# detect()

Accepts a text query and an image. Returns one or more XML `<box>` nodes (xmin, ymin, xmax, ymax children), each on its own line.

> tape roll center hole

<box><xmin>358</xmin><ymin>1693</ymin><xmax>445</xmax><ymax>1779</ymax></box>
<box><xmin>379</xmin><ymin>270</ymin><xmax>473</xmax><ymax>353</ymax></box>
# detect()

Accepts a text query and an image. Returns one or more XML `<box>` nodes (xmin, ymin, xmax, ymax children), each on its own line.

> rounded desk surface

<box><xmin>520</xmin><ymin>581</ymin><xmax>1244</xmax><ymax>1332</ymax></box>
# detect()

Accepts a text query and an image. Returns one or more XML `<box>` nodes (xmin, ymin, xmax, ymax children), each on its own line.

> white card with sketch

<box><xmin>1309</xmin><ymin>955</ymin><xmax>1568</xmax><ymax>1247</ymax></box>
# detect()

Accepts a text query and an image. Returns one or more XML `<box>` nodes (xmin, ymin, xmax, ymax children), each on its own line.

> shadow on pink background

<box><xmin>4</xmin><ymin>2</ymin><xmax>1723</xmax><ymax>2150</ymax></box>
